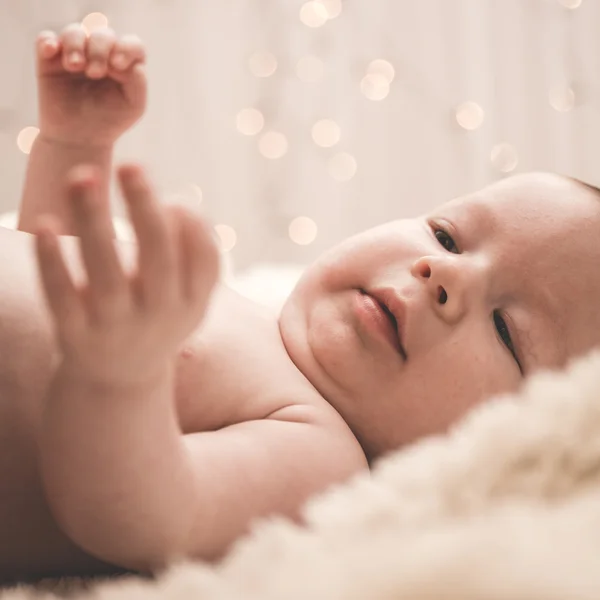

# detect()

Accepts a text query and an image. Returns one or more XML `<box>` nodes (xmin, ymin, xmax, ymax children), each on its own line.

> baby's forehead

<box><xmin>436</xmin><ymin>172</ymin><xmax>600</xmax><ymax>225</ymax></box>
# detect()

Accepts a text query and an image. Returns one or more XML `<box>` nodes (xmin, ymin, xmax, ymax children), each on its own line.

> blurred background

<box><xmin>0</xmin><ymin>0</ymin><xmax>598</xmax><ymax>298</ymax></box>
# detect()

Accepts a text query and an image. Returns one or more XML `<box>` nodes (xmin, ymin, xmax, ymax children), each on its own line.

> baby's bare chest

<box><xmin>173</xmin><ymin>286</ymin><xmax>325</xmax><ymax>433</ymax></box>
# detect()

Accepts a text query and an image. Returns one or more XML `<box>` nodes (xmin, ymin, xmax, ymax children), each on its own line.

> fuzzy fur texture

<box><xmin>5</xmin><ymin>347</ymin><xmax>600</xmax><ymax>599</ymax></box>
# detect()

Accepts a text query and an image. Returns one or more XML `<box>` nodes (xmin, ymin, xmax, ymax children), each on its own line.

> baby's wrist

<box><xmin>31</xmin><ymin>133</ymin><xmax>114</xmax><ymax>175</ymax></box>
<box><xmin>36</xmin><ymin>131</ymin><xmax>115</xmax><ymax>152</ymax></box>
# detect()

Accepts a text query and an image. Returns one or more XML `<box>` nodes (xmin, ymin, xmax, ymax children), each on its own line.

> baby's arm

<box><xmin>18</xmin><ymin>25</ymin><xmax>146</xmax><ymax>235</ymax></box>
<box><xmin>36</xmin><ymin>165</ymin><xmax>366</xmax><ymax>573</ymax></box>
<box><xmin>36</xmin><ymin>163</ymin><xmax>220</xmax><ymax>571</ymax></box>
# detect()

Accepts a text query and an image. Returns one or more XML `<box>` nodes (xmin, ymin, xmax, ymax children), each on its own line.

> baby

<box><xmin>3</xmin><ymin>23</ymin><xmax>600</xmax><ymax>583</ymax></box>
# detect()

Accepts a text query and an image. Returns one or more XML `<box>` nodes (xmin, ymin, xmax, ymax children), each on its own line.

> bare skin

<box><xmin>4</xmin><ymin>23</ymin><xmax>600</xmax><ymax>585</ymax></box>
<box><xmin>2</xmin><ymin>26</ymin><xmax>365</xmax><ymax>583</ymax></box>
<box><xmin>0</xmin><ymin>226</ymin><xmax>362</xmax><ymax>584</ymax></box>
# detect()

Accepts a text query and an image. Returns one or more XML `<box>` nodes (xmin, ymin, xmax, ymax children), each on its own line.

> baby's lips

<box><xmin>368</xmin><ymin>287</ymin><xmax>409</xmax><ymax>359</ymax></box>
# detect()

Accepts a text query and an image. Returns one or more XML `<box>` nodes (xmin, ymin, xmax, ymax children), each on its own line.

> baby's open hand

<box><xmin>36</xmin><ymin>24</ymin><xmax>147</xmax><ymax>147</ymax></box>
<box><xmin>34</xmin><ymin>164</ymin><xmax>220</xmax><ymax>386</ymax></box>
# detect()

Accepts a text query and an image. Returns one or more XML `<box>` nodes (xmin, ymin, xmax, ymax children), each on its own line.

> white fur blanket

<box><xmin>4</xmin><ymin>347</ymin><xmax>600</xmax><ymax>599</ymax></box>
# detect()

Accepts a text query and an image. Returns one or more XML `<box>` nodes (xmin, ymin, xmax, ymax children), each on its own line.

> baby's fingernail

<box><xmin>69</xmin><ymin>51</ymin><xmax>83</xmax><ymax>65</ymax></box>
<box><xmin>112</xmin><ymin>53</ymin><xmax>128</xmax><ymax>69</ymax></box>
<box><xmin>43</xmin><ymin>39</ymin><xmax>57</xmax><ymax>52</ymax></box>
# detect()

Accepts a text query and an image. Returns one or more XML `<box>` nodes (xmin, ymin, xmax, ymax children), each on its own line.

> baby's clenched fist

<box><xmin>36</xmin><ymin>23</ymin><xmax>147</xmax><ymax>147</ymax></box>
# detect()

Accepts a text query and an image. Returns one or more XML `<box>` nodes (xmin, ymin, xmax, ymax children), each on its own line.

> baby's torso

<box><xmin>174</xmin><ymin>285</ymin><xmax>329</xmax><ymax>433</ymax></box>
<box><xmin>0</xmin><ymin>228</ymin><xmax>363</xmax><ymax>584</ymax></box>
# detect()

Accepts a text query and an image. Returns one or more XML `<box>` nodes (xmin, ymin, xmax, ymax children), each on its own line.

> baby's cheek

<box><xmin>447</xmin><ymin>349</ymin><xmax>515</xmax><ymax>414</ymax></box>
<box><xmin>415</xmin><ymin>345</ymin><xmax>508</xmax><ymax>432</ymax></box>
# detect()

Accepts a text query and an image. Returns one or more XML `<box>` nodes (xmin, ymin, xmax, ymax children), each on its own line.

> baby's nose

<box><xmin>412</xmin><ymin>256</ymin><xmax>449</xmax><ymax>300</ymax></box>
<box><xmin>411</xmin><ymin>255</ymin><xmax>468</xmax><ymax>323</ymax></box>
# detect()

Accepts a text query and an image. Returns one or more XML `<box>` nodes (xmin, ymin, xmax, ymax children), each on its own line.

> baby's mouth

<box><xmin>357</xmin><ymin>289</ymin><xmax>407</xmax><ymax>360</ymax></box>
<box><xmin>380</xmin><ymin>303</ymin><xmax>398</xmax><ymax>330</ymax></box>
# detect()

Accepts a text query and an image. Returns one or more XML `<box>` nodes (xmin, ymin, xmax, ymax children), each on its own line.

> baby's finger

<box><xmin>109</xmin><ymin>34</ymin><xmax>146</xmax><ymax>72</ymax></box>
<box><xmin>176</xmin><ymin>208</ymin><xmax>220</xmax><ymax>304</ymax></box>
<box><xmin>36</xmin><ymin>31</ymin><xmax>61</xmax><ymax>61</ymax></box>
<box><xmin>60</xmin><ymin>23</ymin><xmax>87</xmax><ymax>72</ymax></box>
<box><xmin>114</xmin><ymin>63</ymin><xmax>148</xmax><ymax>113</ymax></box>
<box><xmin>118</xmin><ymin>164</ymin><xmax>177</xmax><ymax>309</ymax></box>
<box><xmin>34</xmin><ymin>216</ymin><xmax>83</xmax><ymax>331</ymax></box>
<box><xmin>86</xmin><ymin>28</ymin><xmax>117</xmax><ymax>79</ymax></box>
<box><xmin>67</xmin><ymin>167</ymin><xmax>129</xmax><ymax>320</ymax></box>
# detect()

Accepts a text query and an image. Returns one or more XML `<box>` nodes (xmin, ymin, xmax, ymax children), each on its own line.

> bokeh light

<box><xmin>367</xmin><ymin>59</ymin><xmax>395</xmax><ymax>84</ymax></box>
<box><xmin>258</xmin><ymin>131</ymin><xmax>289</xmax><ymax>159</ymax></box>
<box><xmin>300</xmin><ymin>1</ymin><xmax>329</xmax><ymax>27</ymax></box>
<box><xmin>81</xmin><ymin>12</ymin><xmax>109</xmax><ymax>35</ymax></box>
<box><xmin>549</xmin><ymin>85</ymin><xmax>576</xmax><ymax>112</ymax></box>
<box><xmin>328</xmin><ymin>152</ymin><xmax>357</xmax><ymax>181</ymax></box>
<box><xmin>360</xmin><ymin>74</ymin><xmax>390</xmax><ymax>101</ymax></box>
<box><xmin>317</xmin><ymin>0</ymin><xmax>343</xmax><ymax>19</ymax></box>
<box><xmin>311</xmin><ymin>119</ymin><xmax>341</xmax><ymax>148</ymax></box>
<box><xmin>455</xmin><ymin>101</ymin><xmax>485</xmax><ymax>130</ymax></box>
<box><xmin>289</xmin><ymin>216</ymin><xmax>318</xmax><ymax>245</ymax></box>
<box><xmin>17</xmin><ymin>126</ymin><xmax>39</xmax><ymax>154</ymax></box>
<box><xmin>249</xmin><ymin>51</ymin><xmax>278</xmax><ymax>78</ymax></box>
<box><xmin>236</xmin><ymin>108</ymin><xmax>265</xmax><ymax>136</ymax></box>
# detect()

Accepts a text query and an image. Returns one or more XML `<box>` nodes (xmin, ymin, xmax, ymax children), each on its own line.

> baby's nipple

<box><xmin>180</xmin><ymin>346</ymin><xmax>194</xmax><ymax>359</ymax></box>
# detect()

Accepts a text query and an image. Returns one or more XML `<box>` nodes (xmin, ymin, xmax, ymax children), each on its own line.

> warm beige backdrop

<box><xmin>0</xmin><ymin>0</ymin><xmax>597</xmax><ymax>272</ymax></box>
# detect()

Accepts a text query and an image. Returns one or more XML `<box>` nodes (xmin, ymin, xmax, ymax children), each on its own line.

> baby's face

<box><xmin>279</xmin><ymin>172</ymin><xmax>600</xmax><ymax>460</ymax></box>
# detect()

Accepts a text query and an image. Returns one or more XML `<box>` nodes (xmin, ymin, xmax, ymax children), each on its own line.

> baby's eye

<box><xmin>433</xmin><ymin>227</ymin><xmax>459</xmax><ymax>254</ymax></box>
<box><xmin>493</xmin><ymin>311</ymin><xmax>522</xmax><ymax>371</ymax></box>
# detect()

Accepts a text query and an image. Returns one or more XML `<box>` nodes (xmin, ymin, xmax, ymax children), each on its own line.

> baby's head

<box><xmin>279</xmin><ymin>172</ymin><xmax>600</xmax><ymax>461</ymax></box>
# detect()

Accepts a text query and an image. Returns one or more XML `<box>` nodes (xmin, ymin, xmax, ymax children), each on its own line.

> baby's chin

<box><xmin>277</xmin><ymin>287</ymin><xmax>333</xmax><ymax>403</ymax></box>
